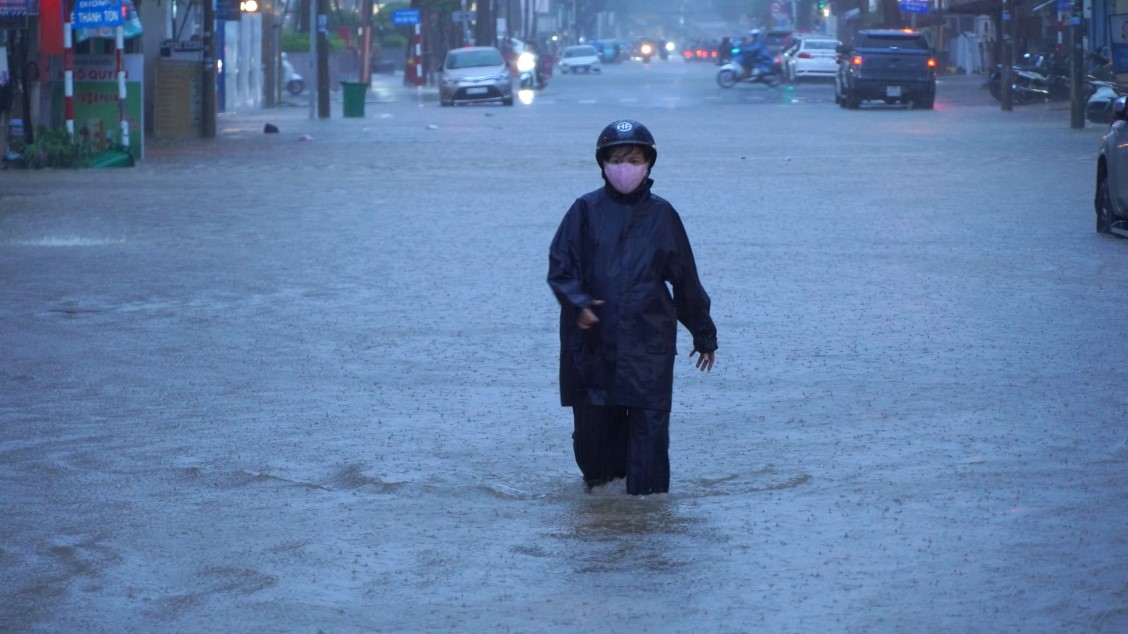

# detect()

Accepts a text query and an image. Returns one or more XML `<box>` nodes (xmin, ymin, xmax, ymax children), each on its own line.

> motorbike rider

<box><xmin>738</xmin><ymin>29</ymin><xmax>774</xmax><ymax>79</ymax></box>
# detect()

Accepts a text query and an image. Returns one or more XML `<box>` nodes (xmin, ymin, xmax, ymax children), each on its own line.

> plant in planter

<box><xmin>18</xmin><ymin>126</ymin><xmax>94</xmax><ymax>169</ymax></box>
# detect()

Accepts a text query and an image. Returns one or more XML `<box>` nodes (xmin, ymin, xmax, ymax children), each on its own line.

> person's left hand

<box><xmin>690</xmin><ymin>349</ymin><xmax>715</xmax><ymax>372</ymax></box>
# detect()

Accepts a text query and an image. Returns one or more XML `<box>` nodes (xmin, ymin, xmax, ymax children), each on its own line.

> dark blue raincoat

<box><xmin>547</xmin><ymin>178</ymin><xmax>718</xmax><ymax>411</ymax></box>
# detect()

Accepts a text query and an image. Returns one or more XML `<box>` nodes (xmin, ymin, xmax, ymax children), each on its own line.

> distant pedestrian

<box><xmin>547</xmin><ymin>119</ymin><xmax>718</xmax><ymax>496</ymax></box>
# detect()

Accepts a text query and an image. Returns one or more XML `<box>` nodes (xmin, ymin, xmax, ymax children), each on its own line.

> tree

<box><xmin>711</xmin><ymin>0</ymin><xmax>760</xmax><ymax>23</ymax></box>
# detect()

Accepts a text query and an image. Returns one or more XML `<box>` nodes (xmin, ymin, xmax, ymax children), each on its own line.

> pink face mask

<box><xmin>603</xmin><ymin>162</ymin><xmax>649</xmax><ymax>194</ymax></box>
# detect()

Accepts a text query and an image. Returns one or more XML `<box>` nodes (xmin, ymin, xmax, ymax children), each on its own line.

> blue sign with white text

<box><xmin>72</xmin><ymin>0</ymin><xmax>121</xmax><ymax>27</ymax></box>
<box><xmin>899</xmin><ymin>0</ymin><xmax>929</xmax><ymax>14</ymax></box>
<box><xmin>392</xmin><ymin>8</ymin><xmax>419</xmax><ymax>25</ymax></box>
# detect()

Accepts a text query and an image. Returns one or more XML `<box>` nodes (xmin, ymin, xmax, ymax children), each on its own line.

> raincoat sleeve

<box><xmin>668</xmin><ymin>211</ymin><xmax>718</xmax><ymax>354</ymax></box>
<box><xmin>547</xmin><ymin>199</ymin><xmax>595</xmax><ymax>309</ymax></box>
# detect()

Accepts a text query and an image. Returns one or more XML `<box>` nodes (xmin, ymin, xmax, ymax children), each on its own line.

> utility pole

<box><xmin>360</xmin><ymin>0</ymin><xmax>373</xmax><ymax>83</ymax></box>
<box><xmin>317</xmin><ymin>0</ymin><xmax>330</xmax><ymax>118</ymax></box>
<box><xmin>263</xmin><ymin>0</ymin><xmax>276</xmax><ymax>108</ymax></box>
<box><xmin>1069</xmin><ymin>0</ymin><xmax>1084</xmax><ymax>128</ymax></box>
<box><xmin>460</xmin><ymin>0</ymin><xmax>472</xmax><ymax>45</ymax></box>
<box><xmin>1001</xmin><ymin>0</ymin><xmax>1013</xmax><ymax>112</ymax></box>
<box><xmin>203</xmin><ymin>0</ymin><xmax>217</xmax><ymax>137</ymax></box>
<box><xmin>308</xmin><ymin>0</ymin><xmax>316</xmax><ymax>118</ymax></box>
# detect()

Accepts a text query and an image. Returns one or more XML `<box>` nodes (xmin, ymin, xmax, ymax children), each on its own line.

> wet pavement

<box><xmin>2</xmin><ymin>60</ymin><xmax>1127</xmax><ymax>632</ymax></box>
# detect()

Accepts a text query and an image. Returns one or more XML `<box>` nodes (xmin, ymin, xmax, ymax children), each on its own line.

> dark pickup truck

<box><xmin>835</xmin><ymin>29</ymin><xmax>937</xmax><ymax>110</ymax></box>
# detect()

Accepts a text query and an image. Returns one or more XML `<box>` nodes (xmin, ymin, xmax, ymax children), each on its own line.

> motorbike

<box><xmin>516</xmin><ymin>51</ymin><xmax>549</xmax><ymax>90</ymax></box>
<box><xmin>281</xmin><ymin>53</ymin><xmax>305</xmax><ymax>96</ymax></box>
<box><xmin>987</xmin><ymin>53</ymin><xmax>1069</xmax><ymax>105</ymax></box>
<box><xmin>1086</xmin><ymin>79</ymin><xmax>1128</xmax><ymax>124</ymax></box>
<box><xmin>716</xmin><ymin>50</ymin><xmax>781</xmax><ymax>89</ymax></box>
<box><xmin>637</xmin><ymin>40</ymin><xmax>656</xmax><ymax>64</ymax></box>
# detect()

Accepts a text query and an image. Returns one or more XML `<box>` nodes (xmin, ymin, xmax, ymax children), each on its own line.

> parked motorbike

<box><xmin>987</xmin><ymin>53</ymin><xmax>1069</xmax><ymax>105</ymax></box>
<box><xmin>1086</xmin><ymin>79</ymin><xmax>1128</xmax><ymax>124</ymax></box>
<box><xmin>716</xmin><ymin>53</ymin><xmax>781</xmax><ymax>89</ymax></box>
<box><xmin>281</xmin><ymin>53</ymin><xmax>305</xmax><ymax>96</ymax></box>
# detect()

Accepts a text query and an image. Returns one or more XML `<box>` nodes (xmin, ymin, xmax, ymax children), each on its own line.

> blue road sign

<box><xmin>72</xmin><ymin>0</ymin><xmax>122</xmax><ymax>27</ymax></box>
<box><xmin>899</xmin><ymin>0</ymin><xmax>929</xmax><ymax>13</ymax></box>
<box><xmin>392</xmin><ymin>8</ymin><xmax>420</xmax><ymax>25</ymax></box>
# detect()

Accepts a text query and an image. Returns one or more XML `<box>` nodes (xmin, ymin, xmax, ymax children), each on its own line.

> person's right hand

<box><xmin>577</xmin><ymin>300</ymin><xmax>605</xmax><ymax>329</ymax></box>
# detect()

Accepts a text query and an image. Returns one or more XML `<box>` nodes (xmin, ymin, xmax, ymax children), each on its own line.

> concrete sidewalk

<box><xmin>275</xmin><ymin>71</ymin><xmax>437</xmax><ymax>108</ymax></box>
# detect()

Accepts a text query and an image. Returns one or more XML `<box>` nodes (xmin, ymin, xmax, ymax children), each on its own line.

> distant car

<box><xmin>763</xmin><ymin>29</ymin><xmax>794</xmax><ymax>56</ymax></box>
<box><xmin>763</xmin><ymin>29</ymin><xmax>794</xmax><ymax>72</ymax></box>
<box><xmin>593</xmin><ymin>39</ymin><xmax>626</xmax><ymax>63</ymax></box>
<box><xmin>559</xmin><ymin>45</ymin><xmax>602</xmax><ymax>74</ymax></box>
<box><xmin>682</xmin><ymin>41</ymin><xmax>717</xmax><ymax>62</ymax></box>
<box><xmin>781</xmin><ymin>35</ymin><xmax>841</xmax><ymax>82</ymax></box>
<box><xmin>1095</xmin><ymin>97</ymin><xmax>1128</xmax><ymax>237</ymax></box>
<box><xmin>440</xmin><ymin>46</ymin><xmax>514</xmax><ymax>107</ymax></box>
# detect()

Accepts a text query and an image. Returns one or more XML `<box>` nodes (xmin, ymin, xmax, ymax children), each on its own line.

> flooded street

<box><xmin>2</xmin><ymin>62</ymin><xmax>1128</xmax><ymax>632</ymax></box>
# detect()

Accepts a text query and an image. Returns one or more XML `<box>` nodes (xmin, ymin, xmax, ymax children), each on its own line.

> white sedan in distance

<box><xmin>781</xmin><ymin>35</ymin><xmax>841</xmax><ymax>82</ymax></box>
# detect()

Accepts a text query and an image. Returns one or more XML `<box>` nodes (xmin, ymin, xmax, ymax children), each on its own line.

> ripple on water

<box><xmin>4</xmin><ymin>236</ymin><xmax>126</xmax><ymax>247</ymax></box>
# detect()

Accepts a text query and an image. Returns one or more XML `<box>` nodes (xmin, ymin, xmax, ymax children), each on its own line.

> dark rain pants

<box><xmin>571</xmin><ymin>403</ymin><xmax>670</xmax><ymax>495</ymax></box>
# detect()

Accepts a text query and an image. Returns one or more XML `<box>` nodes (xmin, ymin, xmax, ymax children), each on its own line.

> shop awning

<box><xmin>944</xmin><ymin>0</ymin><xmax>1002</xmax><ymax>14</ymax></box>
<box><xmin>1</xmin><ymin>0</ymin><xmax>37</xmax><ymax>28</ymax></box>
<box><xmin>0</xmin><ymin>0</ymin><xmax>40</xmax><ymax>17</ymax></box>
<box><xmin>943</xmin><ymin>0</ymin><xmax>1048</xmax><ymax>15</ymax></box>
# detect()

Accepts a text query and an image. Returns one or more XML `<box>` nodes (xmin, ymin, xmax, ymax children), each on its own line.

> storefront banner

<box><xmin>1113</xmin><ymin>15</ymin><xmax>1128</xmax><ymax>73</ymax></box>
<box><xmin>0</xmin><ymin>0</ymin><xmax>39</xmax><ymax>17</ymax></box>
<box><xmin>47</xmin><ymin>54</ymin><xmax>143</xmax><ymax>157</ymax></box>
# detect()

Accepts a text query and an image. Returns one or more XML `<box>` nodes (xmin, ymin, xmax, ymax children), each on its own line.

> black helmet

<box><xmin>595</xmin><ymin>119</ymin><xmax>657</xmax><ymax>168</ymax></box>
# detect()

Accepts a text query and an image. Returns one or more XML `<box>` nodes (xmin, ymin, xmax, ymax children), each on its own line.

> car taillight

<box><xmin>927</xmin><ymin>58</ymin><xmax>937</xmax><ymax>68</ymax></box>
<box><xmin>851</xmin><ymin>55</ymin><xmax>863</xmax><ymax>66</ymax></box>
<box><xmin>798</xmin><ymin>52</ymin><xmax>813</xmax><ymax>59</ymax></box>
<box><xmin>711</xmin><ymin>51</ymin><xmax>718</xmax><ymax>58</ymax></box>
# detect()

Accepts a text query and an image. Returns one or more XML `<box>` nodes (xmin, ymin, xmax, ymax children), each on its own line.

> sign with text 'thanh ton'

<box><xmin>72</xmin><ymin>0</ymin><xmax>122</xmax><ymax>28</ymax></box>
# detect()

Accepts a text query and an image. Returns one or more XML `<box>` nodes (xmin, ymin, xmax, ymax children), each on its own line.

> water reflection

<box><xmin>518</xmin><ymin>89</ymin><xmax>537</xmax><ymax>105</ymax></box>
<box><xmin>557</xmin><ymin>490</ymin><xmax>705</xmax><ymax>573</ymax></box>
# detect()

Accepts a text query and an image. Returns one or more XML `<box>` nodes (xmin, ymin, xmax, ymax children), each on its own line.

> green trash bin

<box><xmin>341</xmin><ymin>81</ymin><xmax>368</xmax><ymax>118</ymax></box>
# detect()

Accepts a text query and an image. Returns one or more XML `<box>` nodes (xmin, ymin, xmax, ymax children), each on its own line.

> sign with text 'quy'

<box><xmin>72</xmin><ymin>0</ymin><xmax>122</xmax><ymax>28</ymax></box>
<box><xmin>48</xmin><ymin>53</ymin><xmax>144</xmax><ymax>157</ymax></box>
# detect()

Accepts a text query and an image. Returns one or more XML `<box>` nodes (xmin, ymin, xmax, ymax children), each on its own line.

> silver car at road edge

<box><xmin>1095</xmin><ymin>96</ymin><xmax>1128</xmax><ymax>237</ymax></box>
<box><xmin>440</xmin><ymin>46</ymin><xmax>514</xmax><ymax>107</ymax></box>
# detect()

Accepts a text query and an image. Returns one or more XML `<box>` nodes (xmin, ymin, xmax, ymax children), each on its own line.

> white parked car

<box><xmin>559</xmin><ymin>45</ymin><xmax>602</xmax><ymax>74</ymax></box>
<box><xmin>781</xmin><ymin>35</ymin><xmax>841</xmax><ymax>82</ymax></box>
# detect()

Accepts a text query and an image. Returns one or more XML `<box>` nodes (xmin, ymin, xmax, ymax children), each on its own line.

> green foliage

<box><xmin>17</xmin><ymin>126</ymin><xmax>93</xmax><ymax>169</ymax></box>
<box><xmin>381</xmin><ymin>33</ymin><xmax>407</xmax><ymax>48</ymax></box>
<box><xmin>281</xmin><ymin>30</ymin><xmax>349</xmax><ymax>53</ymax></box>
<box><xmin>417</xmin><ymin>0</ymin><xmax>460</xmax><ymax>11</ymax></box>
<box><xmin>711</xmin><ymin>0</ymin><xmax>758</xmax><ymax>22</ymax></box>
